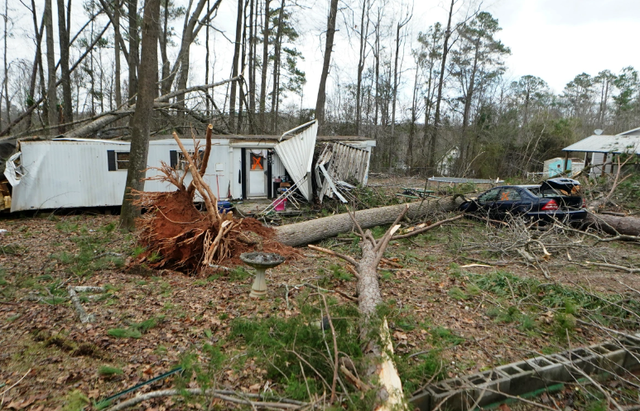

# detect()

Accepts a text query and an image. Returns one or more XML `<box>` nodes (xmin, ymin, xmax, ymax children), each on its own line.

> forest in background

<box><xmin>0</xmin><ymin>0</ymin><xmax>639</xmax><ymax>178</ymax></box>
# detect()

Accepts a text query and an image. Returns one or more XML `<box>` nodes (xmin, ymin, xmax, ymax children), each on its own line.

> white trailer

<box><xmin>3</xmin><ymin>121</ymin><xmax>376</xmax><ymax>213</ymax></box>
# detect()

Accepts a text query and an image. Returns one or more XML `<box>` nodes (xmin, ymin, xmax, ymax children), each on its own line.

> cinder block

<box><xmin>499</xmin><ymin>361</ymin><xmax>536</xmax><ymax>396</ymax></box>
<box><xmin>409</xmin><ymin>390</ymin><xmax>431</xmax><ymax>411</ymax></box>
<box><xmin>465</xmin><ymin>368</ymin><xmax>511</xmax><ymax>406</ymax></box>
<box><xmin>522</xmin><ymin>356</ymin><xmax>569</xmax><ymax>391</ymax></box>
<box><xmin>426</xmin><ymin>378</ymin><xmax>476</xmax><ymax>411</ymax></box>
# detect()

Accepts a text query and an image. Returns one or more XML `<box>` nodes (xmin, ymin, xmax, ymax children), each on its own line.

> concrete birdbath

<box><xmin>240</xmin><ymin>252</ymin><xmax>285</xmax><ymax>298</ymax></box>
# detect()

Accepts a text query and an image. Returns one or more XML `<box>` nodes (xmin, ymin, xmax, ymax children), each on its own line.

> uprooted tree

<box><xmin>134</xmin><ymin>125</ymin><xmax>292</xmax><ymax>272</ymax></box>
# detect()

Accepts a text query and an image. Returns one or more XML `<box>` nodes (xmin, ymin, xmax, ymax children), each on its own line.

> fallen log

<box><xmin>63</xmin><ymin>76</ymin><xmax>240</xmax><ymax>138</ymax></box>
<box><xmin>310</xmin><ymin>208</ymin><xmax>410</xmax><ymax>410</ymax></box>
<box><xmin>585</xmin><ymin>212</ymin><xmax>640</xmax><ymax>237</ymax></box>
<box><xmin>274</xmin><ymin>197</ymin><xmax>463</xmax><ymax>247</ymax></box>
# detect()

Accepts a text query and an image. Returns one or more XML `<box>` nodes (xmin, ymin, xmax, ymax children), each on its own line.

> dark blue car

<box><xmin>460</xmin><ymin>178</ymin><xmax>587</xmax><ymax>222</ymax></box>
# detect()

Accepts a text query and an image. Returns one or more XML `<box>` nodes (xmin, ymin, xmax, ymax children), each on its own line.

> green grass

<box><xmin>329</xmin><ymin>264</ymin><xmax>353</xmax><ymax>281</ymax></box>
<box><xmin>98</xmin><ymin>366</ymin><xmax>123</xmax><ymax>376</ymax></box>
<box><xmin>228</xmin><ymin>299</ymin><xmax>362</xmax><ymax>402</ymax></box>
<box><xmin>130</xmin><ymin>316</ymin><xmax>164</xmax><ymax>333</ymax></box>
<box><xmin>228</xmin><ymin>267</ymin><xmax>252</xmax><ymax>281</ymax></box>
<box><xmin>448</xmin><ymin>287</ymin><xmax>469</xmax><ymax>300</ymax></box>
<box><xmin>50</xmin><ymin>222</ymin><xmax>127</xmax><ymax>277</ymax></box>
<box><xmin>396</xmin><ymin>351</ymin><xmax>446</xmax><ymax>394</ymax></box>
<box><xmin>430</xmin><ymin>326</ymin><xmax>465</xmax><ymax>347</ymax></box>
<box><xmin>107</xmin><ymin>328</ymin><xmax>142</xmax><ymax>339</ymax></box>
<box><xmin>0</xmin><ymin>244</ymin><xmax>21</xmax><ymax>255</ymax></box>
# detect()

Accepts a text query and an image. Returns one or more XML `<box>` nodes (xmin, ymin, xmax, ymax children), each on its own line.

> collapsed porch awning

<box><xmin>273</xmin><ymin>120</ymin><xmax>318</xmax><ymax>202</ymax></box>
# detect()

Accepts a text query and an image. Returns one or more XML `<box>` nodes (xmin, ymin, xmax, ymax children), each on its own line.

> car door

<box><xmin>476</xmin><ymin>187</ymin><xmax>501</xmax><ymax>217</ymax></box>
<box><xmin>495</xmin><ymin>187</ymin><xmax>522</xmax><ymax>218</ymax></box>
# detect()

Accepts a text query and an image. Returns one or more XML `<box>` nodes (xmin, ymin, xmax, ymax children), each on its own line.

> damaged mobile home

<box><xmin>1</xmin><ymin>121</ymin><xmax>375</xmax><ymax>212</ymax></box>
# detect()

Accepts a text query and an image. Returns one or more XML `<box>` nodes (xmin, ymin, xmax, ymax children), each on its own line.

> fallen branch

<box><xmin>321</xmin><ymin>294</ymin><xmax>339</xmax><ymax>403</ymax></box>
<box><xmin>307</xmin><ymin>244</ymin><xmax>358</xmax><ymax>267</ymax></box>
<box><xmin>340</xmin><ymin>364</ymin><xmax>371</xmax><ymax>391</ymax></box>
<box><xmin>584</xmin><ymin>261</ymin><xmax>640</xmax><ymax>274</ymax></box>
<box><xmin>68</xmin><ymin>286</ymin><xmax>105</xmax><ymax>323</ymax></box>
<box><xmin>104</xmin><ymin>388</ymin><xmax>306</xmax><ymax>411</ymax></box>
<box><xmin>391</xmin><ymin>214</ymin><xmax>464</xmax><ymax>239</ymax></box>
<box><xmin>0</xmin><ymin>368</ymin><xmax>31</xmax><ymax>397</ymax></box>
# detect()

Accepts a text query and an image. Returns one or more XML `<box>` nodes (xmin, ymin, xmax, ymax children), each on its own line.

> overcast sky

<box><xmin>258</xmin><ymin>0</ymin><xmax>640</xmax><ymax>108</ymax></box>
<box><xmin>7</xmin><ymin>0</ymin><xmax>640</xmax><ymax>110</ymax></box>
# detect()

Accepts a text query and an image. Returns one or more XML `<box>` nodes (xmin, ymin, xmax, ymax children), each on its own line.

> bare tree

<box><xmin>120</xmin><ymin>0</ymin><xmax>161</xmax><ymax>230</ymax></box>
<box><xmin>390</xmin><ymin>10</ymin><xmax>411</xmax><ymax>139</ymax></box>
<box><xmin>44</xmin><ymin>0</ymin><xmax>57</xmax><ymax>132</ymax></box>
<box><xmin>56</xmin><ymin>0</ymin><xmax>72</xmax><ymax>128</ymax></box>
<box><xmin>315</xmin><ymin>0</ymin><xmax>338</xmax><ymax>128</ymax></box>
<box><xmin>128</xmin><ymin>0</ymin><xmax>139</xmax><ymax>101</ymax></box>
<box><xmin>259</xmin><ymin>0</ymin><xmax>270</xmax><ymax>131</ymax></box>
<box><xmin>229</xmin><ymin>0</ymin><xmax>244</xmax><ymax>131</ymax></box>
<box><xmin>355</xmin><ymin>0</ymin><xmax>371</xmax><ymax>136</ymax></box>
<box><xmin>428</xmin><ymin>0</ymin><xmax>456</xmax><ymax>173</ymax></box>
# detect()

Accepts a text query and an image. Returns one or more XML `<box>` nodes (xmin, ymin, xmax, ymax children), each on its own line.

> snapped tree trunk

<box><xmin>120</xmin><ymin>0</ymin><xmax>160</xmax><ymax>230</ymax></box>
<box><xmin>274</xmin><ymin>197</ymin><xmax>462</xmax><ymax>246</ymax></box>
<box><xmin>309</xmin><ymin>210</ymin><xmax>413</xmax><ymax>410</ymax></box>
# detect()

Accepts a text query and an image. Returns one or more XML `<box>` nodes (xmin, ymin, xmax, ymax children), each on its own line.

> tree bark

<box><xmin>274</xmin><ymin>197</ymin><xmax>462</xmax><ymax>246</ymax></box>
<box><xmin>315</xmin><ymin>0</ymin><xmax>338</xmax><ymax>128</ymax></box>
<box><xmin>56</xmin><ymin>0</ymin><xmax>73</xmax><ymax>129</ymax></box>
<box><xmin>128</xmin><ymin>0</ymin><xmax>139</xmax><ymax>102</ymax></box>
<box><xmin>120</xmin><ymin>0</ymin><xmax>161</xmax><ymax>230</ymax></box>
<box><xmin>44</xmin><ymin>0</ymin><xmax>58</xmax><ymax>132</ymax></box>
<box><xmin>428</xmin><ymin>0</ymin><xmax>455</xmax><ymax>173</ymax></box>
<box><xmin>114</xmin><ymin>0</ymin><xmax>122</xmax><ymax>108</ymax></box>
<box><xmin>259</xmin><ymin>0</ymin><xmax>270</xmax><ymax>131</ymax></box>
<box><xmin>585</xmin><ymin>213</ymin><xmax>640</xmax><ymax>237</ymax></box>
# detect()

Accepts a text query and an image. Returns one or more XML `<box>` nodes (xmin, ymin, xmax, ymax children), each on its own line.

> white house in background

<box><xmin>2</xmin><ymin>121</ymin><xmax>376</xmax><ymax>212</ymax></box>
<box><xmin>437</xmin><ymin>147</ymin><xmax>459</xmax><ymax>176</ymax></box>
<box><xmin>562</xmin><ymin>127</ymin><xmax>640</xmax><ymax>177</ymax></box>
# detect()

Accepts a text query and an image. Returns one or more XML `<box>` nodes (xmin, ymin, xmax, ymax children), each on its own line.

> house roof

<box><xmin>563</xmin><ymin>129</ymin><xmax>640</xmax><ymax>154</ymax></box>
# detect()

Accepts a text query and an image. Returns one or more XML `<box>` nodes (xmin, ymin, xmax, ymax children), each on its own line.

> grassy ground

<box><xmin>1</xmin><ymin>188</ymin><xmax>639</xmax><ymax>410</ymax></box>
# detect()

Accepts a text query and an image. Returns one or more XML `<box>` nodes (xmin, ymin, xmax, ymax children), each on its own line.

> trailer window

<box><xmin>116</xmin><ymin>152</ymin><xmax>130</xmax><ymax>170</ymax></box>
<box><xmin>107</xmin><ymin>150</ymin><xmax>129</xmax><ymax>171</ymax></box>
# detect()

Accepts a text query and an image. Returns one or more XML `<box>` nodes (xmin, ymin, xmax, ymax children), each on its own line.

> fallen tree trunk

<box><xmin>311</xmin><ymin>208</ymin><xmax>411</xmax><ymax>410</ymax></box>
<box><xmin>63</xmin><ymin>76</ymin><xmax>240</xmax><ymax>138</ymax></box>
<box><xmin>585</xmin><ymin>212</ymin><xmax>640</xmax><ymax>237</ymax></box>
<box><xmin>274</xmin><ymin>197</ymin><xmax>463</xmax><ymax>246</ymax></box>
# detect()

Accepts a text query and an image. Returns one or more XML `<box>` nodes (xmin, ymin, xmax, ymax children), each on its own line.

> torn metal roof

<box><xmin>563</xmin><ymin>129</ymin><xmax>640</xmax><ymax>154</ymax></box>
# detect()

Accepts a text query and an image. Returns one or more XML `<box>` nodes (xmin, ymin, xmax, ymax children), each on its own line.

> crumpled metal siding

<box><xmin>273</xmin><ymin>121</ymin><xmax>318</xmax><ymax>201</ymax></box>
